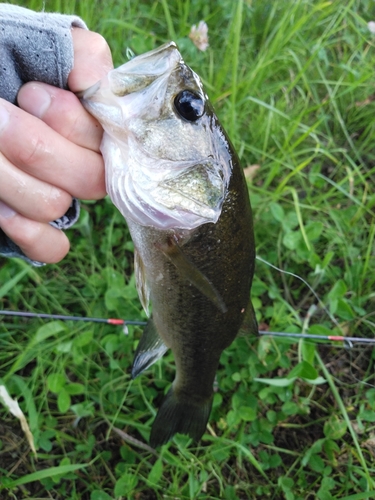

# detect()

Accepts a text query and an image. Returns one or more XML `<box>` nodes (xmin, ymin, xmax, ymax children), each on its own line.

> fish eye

<box><xmin>174</xmin><ymin>90</ymin><xmax>205</xmax><ymax>122</ymax></box>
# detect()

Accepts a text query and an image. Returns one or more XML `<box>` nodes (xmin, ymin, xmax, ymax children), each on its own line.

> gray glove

<box><xmin>0</xmin><ymin>4</ymin><xmax>87</xmax><ymax>265</ymax></box>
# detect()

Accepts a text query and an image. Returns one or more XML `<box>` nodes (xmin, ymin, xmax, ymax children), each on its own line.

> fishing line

<box><xmin>0</xmin><ymin>310</ymin><xmax>145</xmax><ymax>325</ymax></box>
<box><xmin>2</xmin><ymin>309</ymin><xmax>374</xmax><ymax>346</ymax></box>
<box><xmin>256</xmin><ymin>255</ymin><xmax>340</xmax><ymax>329</ymax></box>
<box><xmin>0</xmin><ymin>258</ymin><xmax>371</xmax><ymax>347</ymax></box>
<box><xmin>255</xmin><ymin>255</ymin><xmax>375</xmax><ymax>387</ymax></box>
<box><xmin>1</xmin><ymin>257</ymin><xmax>374</xmax><ymax>383</ymax></box>
<box><xmin>2</xmin><ymin>309</ymin><xmax>373</xmax><ymax>388</ymax></box>
<box><xmin>0</xmin><ymin>256</ymin><xmax>358</xmax><ymax>340</ymax></box>
<box><xmin>0</xmin><ymin>310</ymin><xmax>146</xmax><ymax>335</ymax></box>
<box><xmin>1</xmin><ymin>317</ymin><xmax>374</xmax><ymax>384</ymax></box>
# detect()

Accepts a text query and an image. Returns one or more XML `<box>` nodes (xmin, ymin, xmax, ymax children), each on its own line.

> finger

<box><xmin>18</xmin><ymin>82</ymin><xmax>103</xmax><ymax>152</ymax></box>
<box><xmin>0</xmin><ymin>151</ymin><xmax>72</xmax><ymax>223</ymax></box>
<box><xmin>0</xmin><ymin>99</ymin><xmax>106</xmax><ymax>200</ymax></box>
<box><xmin>0</xmin><ymin>201</ymin><xmax>70</xmax><ymax>263</ymax></box>
<box><xmin>68</xmin><ymin>29</ymin><xmax>114</xmax><ymax>92</ymax></box>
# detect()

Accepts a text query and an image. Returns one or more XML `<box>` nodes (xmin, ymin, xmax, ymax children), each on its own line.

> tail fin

<box><xmin>150</xmin><ymin>387</ymin><xmax>213</xmax><ymax>448</ymax></box>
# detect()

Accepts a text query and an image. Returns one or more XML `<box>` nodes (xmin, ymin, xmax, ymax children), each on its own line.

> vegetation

<box><xmin>1</xmin><ymin>0</ymin><xmax>375</xmax><ymax>498</ymax></box>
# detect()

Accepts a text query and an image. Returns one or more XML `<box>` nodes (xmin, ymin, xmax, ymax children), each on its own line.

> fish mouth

<box><xmin>79</xmin><ymin>42</ymin><xmax>183</xmax><ymax>103</ymax></box>
<box><xmin>127</xmin><ymin>41</ymin><xmax>179</xmax><ymax>64</ymax></box>
<box><xmin>81</xmin><ymin>41</ymin><xmax>230</xmax><ymax>232</ymax></box>
<box><xmin>107</xmin><ymin>42</ymin><xmax>183</xmax><ymax>97</ymax></box>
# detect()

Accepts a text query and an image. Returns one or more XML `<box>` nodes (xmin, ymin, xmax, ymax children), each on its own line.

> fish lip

<box><xmin>135</xmin><ymin>41</ymin><xmax>179</xmax><ymax>59</ymax></box>
<box><xmin>79</xmin><ymin>42</ymin><xmax>181</xmax><ymax>102</ymax></box>
<box><xmin>120</xmin><ymin>40</ymin><xmax>180</xmax><ymax>71</ymax></box>
<box><xmin>106</xmin><ymin>41</ymin><xmax>182</xmax><ymax>96</ymax></box>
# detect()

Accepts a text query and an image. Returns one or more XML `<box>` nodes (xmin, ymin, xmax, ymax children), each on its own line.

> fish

<box><xmin>80</xmin><ymin>42</ymin><xmax>257</xmax><ymax>447</ymax></box>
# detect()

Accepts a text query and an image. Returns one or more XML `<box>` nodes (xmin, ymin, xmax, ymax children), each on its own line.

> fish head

<box><xmin>81</xmin><ymin>42</ymin><xmax>234</xmax><ymax>230</ymax></box>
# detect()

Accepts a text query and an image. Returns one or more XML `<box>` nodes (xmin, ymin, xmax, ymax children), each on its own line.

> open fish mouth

<box><xmin>81</xmin><ymin>41</ymin><xmax>232</xmax><ymax>231</ymax></box>
<box><xmin>81</xmin><ymin>42</ymin><xmax>182</xmax><ymax>100</ymax></box>
<box><xmin>108</xmin><ymin>42</ymin><xmax>182</xmax><ymax>96</ymax></box>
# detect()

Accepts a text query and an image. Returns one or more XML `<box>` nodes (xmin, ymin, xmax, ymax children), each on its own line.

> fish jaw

<box><xmin>80</xmin><ymin>43</ymin><xmax>232</xmax><ymax>231</ymax></box>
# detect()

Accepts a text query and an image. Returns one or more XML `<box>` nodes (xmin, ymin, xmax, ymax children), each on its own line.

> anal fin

<box><xmin>131</xmin><ymin>317</ymin><xmax>168</xmax><ymax>379</ymax></box>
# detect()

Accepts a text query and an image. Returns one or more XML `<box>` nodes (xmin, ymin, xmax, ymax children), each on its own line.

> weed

<box><xmin>1</xmin><ymin>0</ymin><xmax>375</xmax><ymax>498</ymax></box>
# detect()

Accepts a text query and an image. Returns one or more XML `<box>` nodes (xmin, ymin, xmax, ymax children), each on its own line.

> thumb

<box><xmin>68</xmin><ymin>28</ymin><xmax>114</xmax><ymax>93</ymax></box>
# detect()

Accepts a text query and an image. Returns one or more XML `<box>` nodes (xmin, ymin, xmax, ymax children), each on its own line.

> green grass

<box><xmin>1</xmin><ymin>0</ymin><xmax>375</xmax><ymax>498</ymax></box>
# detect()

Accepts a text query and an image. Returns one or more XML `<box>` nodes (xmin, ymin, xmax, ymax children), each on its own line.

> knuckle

<box><xmin>64</xmin><ymin>111</ymin><xmax>83</xmax><ymax>142</ymax></box>
<box><xmin>17</xmin><ymin>222</ymin><xmax>70</xmax><ymax>263</ymax></box>
<box><xmin>13</xmin><ymin>220</ymin><xmax>44</xmax><ymax>250</ymax></box>
<box><xmin>1</xmin><ymin>213</ymin><xmax>70</xmax><ymax>263</ymax></box>
<box><xmin>45</xmin><ymin>190</ymin><xmax>73</xmax><ymax>222</ymax></box>
<box><xmin>44</xmin><ymin>234</ymin><xmax>70</xmax><ymax>263</ymax></box>
<box><xmin>18</xmin><ymin>136</ymin><xmax>47</xmax><ymax>167</ymax></box>
<box><xmin>44</xmin><ymin>90</ymin><xmax>82</xmax><ymax>138</ymax></box>
<box><xmin>82</xmin><ymin>156</ymin><xmax>106</xmax><ymax>200</ymax></box>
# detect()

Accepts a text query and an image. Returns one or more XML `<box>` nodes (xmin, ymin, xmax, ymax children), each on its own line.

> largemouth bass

<box><xmin>81</xmin><ymin>42</ymin><xmax>257</xmax><ymax>447</ymax></box>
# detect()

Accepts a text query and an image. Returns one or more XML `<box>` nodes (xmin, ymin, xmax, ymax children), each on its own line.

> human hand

<box><xmin>0</xmin><ymin>29</ymin><xmax>113</xmax><ymax>263</ymax></box>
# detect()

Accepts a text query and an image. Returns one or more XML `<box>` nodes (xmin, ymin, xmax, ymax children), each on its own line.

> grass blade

<box><xmin>316</xmin><ymin>352</ymin><xmax>375</xmax><ymax>490</ymax></box>
<box><xmin>0</xmin><ymin>268</ymin><xmax>28</xmax><ymax>299</ymax></box>
<box><xmin>2</xmin><ymin>464</ymin><xmax>89</xmax><ymax>488</ymax></box>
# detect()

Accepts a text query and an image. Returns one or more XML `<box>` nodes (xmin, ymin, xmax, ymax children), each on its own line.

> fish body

<box><xmin>81</xmin><ymin>42</ymin><xmax>257</xmax><ymax>447</ymax></box>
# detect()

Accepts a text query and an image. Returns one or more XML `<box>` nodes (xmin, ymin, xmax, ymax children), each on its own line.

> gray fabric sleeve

<box><xmin>0</xmin><ymin>4</ymin><xmax>86</xmax><ymax>265</ymax></box>
<box><xmin>0</xmin><ymin>3</ymin><xmax>87</xmax><ymax>103</ymax></box>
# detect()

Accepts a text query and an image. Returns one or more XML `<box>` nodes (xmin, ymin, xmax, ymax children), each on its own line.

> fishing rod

<box><xmin>1</xmin><ymin>309</ymin><xmax>375</xmax><ymax>347</ymax></box>
<box><xmin>258</xmin><ymin>331</ymin><xmax>375</xmax><ymax>348</ymax></box>
<box><xmin>0</xmin><ymin>309</ymin><xmax>146</xmax><ymax>326</ymax></box>
<box><xmin>2</xmin><ymin>257</ymin><xmax>371</xmax><ymax>346</ymax></box>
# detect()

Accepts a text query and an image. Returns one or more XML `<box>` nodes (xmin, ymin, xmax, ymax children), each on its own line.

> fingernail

<box><xmin>0</xmin><ymin>104</ymin><xmax>9</xmax><ymax>133</ymax></box>
<box><xmin>18</xmin><ymin>84</ymin><xmax>51</xmax><ymax>118</ymax></box>
<box><xmin>0</xmin><ymin>201</ymin><xmax>16</xmax><ymax>219</ymax></box>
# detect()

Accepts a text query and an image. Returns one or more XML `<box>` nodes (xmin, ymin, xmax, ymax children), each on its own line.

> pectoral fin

<box><xmin>134</xmin><ymin>249</ymin><xmax>151</xmax><ymax>317</ymax></box>
<box><xmin>157</xmin><ymin>236</ymin><xmax>227</xmax><ymax>314</ymax></box>
<box><xmin>131</xmin><ymin>317</ymin><xmax>168</xmax><ymax>379</ymax></box>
